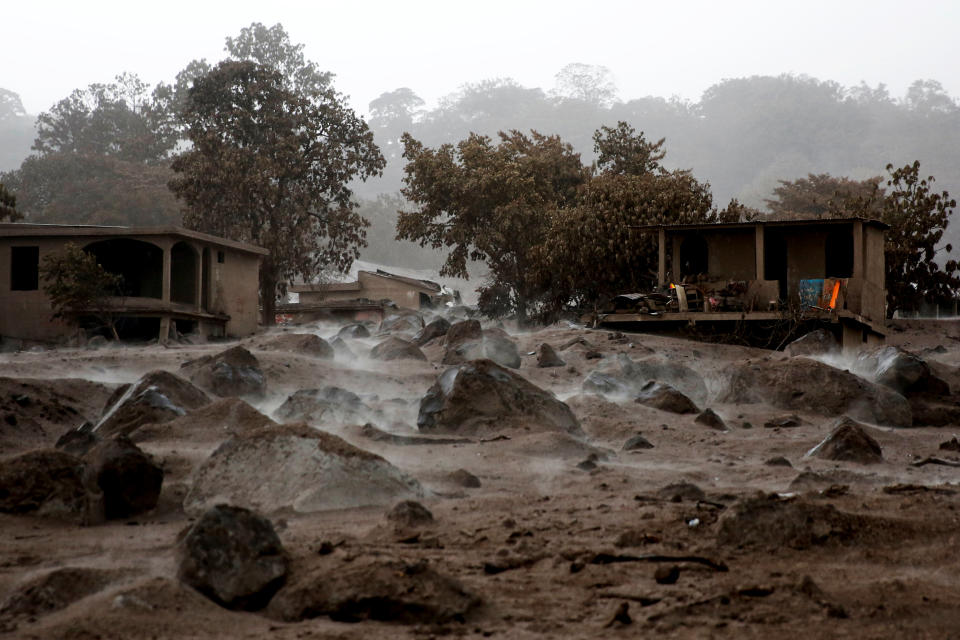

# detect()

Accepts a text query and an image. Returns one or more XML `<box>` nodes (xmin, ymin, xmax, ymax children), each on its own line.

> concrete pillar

<box><xmin>161</xmin><ymin>247</ymin><xmax>171</xmax><ymax>303</ymax></box>
<box><xmin>754</xmin><ymin>223</ymin><xmax>765</xmax><ymax>280</ymax></box>
<box><xmin>194</xmin><ymin>245</ymin><xmax>203</xmax><ymax>311</ymax></box>
<box><xmin>657</xmin><ymin>228</ymin><xmax>666</xmax><ymax>288</ymax></box>
<box><xmin>852</xmin><ymin>221</ymin><xmax>864</xmax><ymax>279</ymax></box>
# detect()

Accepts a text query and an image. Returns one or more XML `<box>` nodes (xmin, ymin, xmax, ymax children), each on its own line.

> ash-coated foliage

<box><xmin>0</xmin><ymin>182</ymin><xmax>19</xmax><ymax>221</ymax></box>
<box><xmin>40</xmin><ymin>242</ymin><xmax>124</xmax><ymax>338</ymax></box>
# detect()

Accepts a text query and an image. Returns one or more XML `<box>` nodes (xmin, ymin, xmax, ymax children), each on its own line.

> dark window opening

<box><xmin>217</xmin><ymin>251</ymin><xmax>225</xmax><ymax>264</ymax></box>
<box><xmin>202</xmin><ymin>247</ymin><xmax>212</xmax><ymax>311</ymax></box>
<box><xmin>764</xmin><ymin>231</ymin><xmax>788</xmax><ymax>300</ymax></box>
<box><xmin>679</xmin><ymin>235</ymin><xmax>709</xmax><ymax>278</ymax></box>
<box><xmin>11</xmin><ymin>246</ymin><xmax>39</xmax><ymax>291</ymax></box>
<box><xmin>825</xmin><ymin>228</ymin><xmax>854</xmax><ymax>278</ymax></box>
<box><xmin>84</xmin><ymin>238</ymin><xmax>162</xmax><ymax>298</ymax></box>
<box><xmin>171</xmin><ymin>242</ymin><xmax>198</xmax><ymax>305</ymax></box>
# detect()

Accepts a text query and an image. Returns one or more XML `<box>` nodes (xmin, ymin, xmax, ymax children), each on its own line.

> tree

<box><xmin>552</xmin><ymin>63</ymin><xmax>618</xmax><ymax>107</ymax></box>
<box><xmin>397</xmin><ymin>129</ymin><xmax>589</xmax><ymax>321</ymax></box>
<box><xmin>593</xmin><ymin>121</ymin><xmax>665</xmax><ymax>176</ymax></box>
<box><xmin>882</xmin><ymin>161</ymin><xmax>960</xmax><ymax>315</ymax></box>
<box><xmin>0</xmin><ymin>182</ymin><xmax>20</xmax><ymax>220</ymax></box>
<box><xmin>40</xmin><ymin>242</ymin><xmax>124</xmax><ymax>339</ymax></box>
<box><xmin>170</xmin><ymin>60</ymin><xmax>384</xmax><ymax>324</ymax></box>
<box><xmin>765</xmin><ymin>173</ymin><xmax>884</xmax><ymax>220</ymax></box>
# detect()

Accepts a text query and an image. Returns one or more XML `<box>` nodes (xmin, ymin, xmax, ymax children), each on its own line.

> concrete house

<box><xmin>601</xmin><ymin>218</ymin><xmax>887</xmax><ymax>348</ymax></box>
<box><xmin>289</xmin><ymin>268</ymin><xmax>456</xmax><ymax>312</ymax></box>
<box><xmin>0</xmin><ymin>223</ymin><xmax>267</xmax><ymax>344</ymax></box>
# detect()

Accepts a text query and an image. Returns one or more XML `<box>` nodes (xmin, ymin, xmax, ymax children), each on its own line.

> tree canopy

<box><xmin>40</xmin><ymin>242</ymin><xmax>124</xmax><ymax>339</ymax></box>
<box><xmin>0</xmin><ymin>182</ymin><xmax>19</xmax><ymax>221</ymax></box>
<box><xmin>170</xmin><ymin>59</ymin><xmax>384</xmax><ymax>324</ymax></box>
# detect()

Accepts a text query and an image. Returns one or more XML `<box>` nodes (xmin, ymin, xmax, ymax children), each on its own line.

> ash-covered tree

<box><xmin>397</xmin><ymin>130</ymin><xmax>589</xmax><ymax>321</ymax></box>
<box><xmin>534</xmin><ymin>122</ymin><xmax>714</xmax><ymax>316</ymax></box>
<box><xmin>0</xmin><ymin>182</ymin><xmax>20</xmax><ymax>220</ymax></box>
<box><xmin>170</xmin><ymin>60</ymin><xmax>384</xmax><ymax>324</ymax></box>
<box><xmin>551</xmin><ymin>63</ymin><xmax>619</xmax><ymax>107</ymax></box>
<box><xmin>40</xmin><ymin>242</ymin><xmax>124</xmax><ymax>340</ymax></box>
<box><xmin>767</xmin><ymin>162</ymin><xmax>960</xmax><ymax>316</ymax></box>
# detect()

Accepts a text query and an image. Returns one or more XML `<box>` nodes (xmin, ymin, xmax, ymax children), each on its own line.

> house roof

<box><xmin>0</xmin><ymin>223</ymin><xmax>269</xmax><ymax>255</ymax></box>
<box><xmin>290</xmin><ymin>269</ymin><xmax>441</xmax><ymax>294</ymax></box>
<box><xmin>632</xmin><ymin>217</ymin><xmax>889</xmax><ymax>232</ymax></box>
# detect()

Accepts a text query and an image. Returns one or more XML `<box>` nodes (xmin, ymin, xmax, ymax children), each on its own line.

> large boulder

<box><xmin>95</xmin><ymin>370</ymin><xmax>210</xmax><ymax>438</ymax></box>
<box><xmin>445</xmin><ymin>319</ymin><xmax>482</xmax><ymax>346</ymax></box>
<box><xmin>180</xmin><ymin>346</ymin><xmax>266</xmax><ymax>398</ymax></box>
<box><xmin>443</xmin><ymin>328</ymin><xmax>521</xmax><ymax>369</ymax></box>
<box><xmin>0</xmin><ymin>567</ymin><xmax>124</xmax><ymax>627</ymax></box>
<box><xmin>413</xmin><ymin>317</ymin><xmax>451</xmax><ymax>346</ymax></box>
<box><xmin>328</xmin><ymin>336</ymin><xmax>356</xmax><ymax>360</ymax></box>
<box><xmin>379</xmin><ymin>312</ymin><xmax>425</xmax><ymax>337</ymax></box>
<box><xmin>184</xmin><ymin>424</ymin><xmax>423</xmax><ymax>515</ymax></box>
<box><xmin>177</xmin><ymin>504</ymin><xmax>288</xmax><ymax>610</ymax></box>
<box><xmin>267</xmin><ymin>559</ymin><xmax>478</xmax><ymax>624</ymax></box>
<box><xmin>719</xmin><ymin>357</ymin><xmax>912</xmax><ymax>427</ymax></box>
<box><xmin>274</xmin><ymin>387</ymin><xmax>373</xmax><ymax>425</ymax></box>
<box><xmin>370</xmin><ymin>336</ymin><xmax>427</xmax><ymax>361</ymax></box>
<box><xmin>805</xmin><ymin>417</ymin><xmax>883</xmax><ymax>464</ymax></box>
<box><xmin>784</xmin><ymin>329</ymin><xmax>840</xmax><ymax>358</ymax></box>
<box><xmin>337</xmin><ymin>323</ymin><xmax>370</xmax><ymax>339</ymax></box>
<box><xmin>854</xmin><ymin>346</ymin><xmax>949</xmax><ymax>396</ymax></box>
<box><xmin>634</xmin><ymin>381</ymin><xmax>699</xmax><ymax>414</ymax></box>
<box><xmin>133</xmin><ymin>397</ymin><xmax>277</xmax><ymax>444</ymax></box>
<box><xmin>417</xmin><ymin>359</ymin><xmax>582</xmax><ymax>437</ymax></box>
<box><xmin>82</xmin><ymin>436</ymin><xmax>163</xmax><ymax>519</ymax></box>
<box><xmin>717</xmin><ymin>494</ymin><xmax>866</xmax><ymax>550</ymax></box>
<box><xmin>259</xmin><ymin>333</ymin><xmax>334</xmax><ymax>359</ymax></box>
<box><xmin>536</xmin><ymin>343</ymin><xmax>565</xmax><ymax>368</ymax></box>
<box><xmin>0</xmin><ymin>450</ymin><xmax>91</xmax><ymax>522</ymax></box>
<box><xmin>583</xmin><ymin>354</ymin><xmax>708</xmax><ymax>406</ymax></box>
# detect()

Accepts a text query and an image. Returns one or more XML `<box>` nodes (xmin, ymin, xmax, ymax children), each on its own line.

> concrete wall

<box><xmin>211</xmin><ymin>248</ymin><xmax>261</xmax><ymax>336</ymax></box>
<box><xmin>706</xmin><ymin>229</ymin><xmax>756</xmax><ymax>280</ymax></box>
<box><xmin>785</xmin><ymin>231</ymin><xmax>828</xmax><ymax>297</ymax></box>
<box><xmin>0</xmin><ymin>237</ymin><xmax>71</xmax><ymax>341</ymax></box>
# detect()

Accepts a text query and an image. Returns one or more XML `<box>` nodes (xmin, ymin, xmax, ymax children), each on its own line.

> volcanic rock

<box><xmin>784</xmin><ymin>329</ymin><xmax>840</xmax><ymax>358</ymax></box>
<box><xmin>386</xmin><ymin>500</ymin><xmax>435</xmax><ymax>528</ymax></box>
<box><xmin>180</xmin><ymin>346</ymin><xmax>266</xmax><ymax>398</ymax></box>
<box><xmin>274</xmin><ymin>386</ymin><xmax>372</xmax><ymax>425</ymax></box>
<box><xmin>95</xmin><ymin>370</ymin><xmax>210</xmax><ymax>438</ymax></box>
<box><xmin>656</xmin><ymin>482</ymin><xmax>705</xmax><ymax>502</ymax></box>
<box><xmin>370</xmin><ymin>336</ymin><xmax>427</xmax><ymax>361</ymax></box>
<box><xmin>719</xmin><ymin>357</ymin><xmax>912</xmax><ymax>427</ymax></box>
<box><xmin>940</xmin><ymin>437</ymin><xmax>960</xmax><ymax>452</ymax></box>
<box><xmin>806</xmin><ymin>417</ymin><xmax>884</xmax><ymax>464</ymax></box>
<box><xmin>259</xmin><ymin>333</ymin><xmax>334</xmax><ymax>359</ymax></box>
<box><xmin>584</xmin><ymin>354</ymin><xmax>708</xmax><ymax>406</ymax></box>
<box><xmin>329</xmin><ymin>336</ymin><xmax>356</xmax><ymax>359</ymax></box>
<box><xmin>764</xmin><ymin>456</ymin><xmax>793</xmax><ymax>467</ymax></box>
<box><xmin>380</xmin><ymin>312</ymin><xmax>425</xmax><ymax>337</ymax></box>
<box><xmin>337</xmin><ymin>323</ymin><xmax>370</xmax><ymax>339</ymax></box>
<box><xmin>55</xmin><ymin>425</ymin><xmax>100</xmax><ymax>456</ymax></box>
<box><xmin>0</xmin><ymin>449</ymin><xmax>91</xmax><ymax>522</ymax></box>
<box><xmin>445</xmin><ymin>319</ymin><xmax>482</xmax><ymax>346</ymax></box>
<box><xmin>536</xmin><ymin>343</ymin><xmax>565</xmax><ymax>368</ymax></box>
<box><xmin>184</xmin><ymin>424</ymin><xmax>423</xmax><ymax>515</ymax></box>
<box><xmin>413</xmin><ymin>317</ymin><xmax>451</xmax><ymax>346</ymax></box>
<box><xmin>417</xmin><ymin>359</ymin><xmax>582</xmax><ymax>437</ymax></box>
<box><xmin>133</xmin><ymin>397</ymin><xmax>277</xmax><ymax>444</ymax></box>
<box><xmin>634</xmin><ymin>381</ymin><xmax>699</xmax><ymax>414</ymax></box>
<box><xmin>177</xmin><ymin>504</ymin><xmax>288</xmax><ymax>610</ymax></box>
<box><xmin>764</xmin><ymin>414</ymin><xmax>804</xmax><ymax>429</ymax></box>
<box><xmin>854</xmin><ymin>346</ymin><xmax>949</xmax><ymax>396</ymax></box>
<box><xmin>0</xmin><ymin>567</ymin><xmax>124</xmax><ymax>625</ymax></box>
<box><xmin>448</xmin><ymin>468</ymin><xmax>481</xmax><ymax>488</ymax></box>
<box><xmin>82</xmin><ymin>436</ymin><xmax>163</xmax><ymax>519</ymax></box>
<box><xmin>443</xmin><ymin>328</ymin><xmax>522</xmax><ymax>369</ymax></box>
<box><xmin>267</xmin><ymin>559</ymin><xmax>478</xmax><ymax>624</ymax></box>
<box><xmin>695</xmin><ymin>408</ymin><xmax>727</xmax><ymax>430</ymax></box>
<box><xmin>622</xmin><ymin>434</ymin><xmax>654</xmax><ymax>451</ymax></box>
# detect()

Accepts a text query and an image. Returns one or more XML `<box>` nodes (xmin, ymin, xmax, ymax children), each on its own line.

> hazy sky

<box><xmin>4</xmin><ymin>0</ymin><xmax>959</xmax><ymax>116</ymax></box>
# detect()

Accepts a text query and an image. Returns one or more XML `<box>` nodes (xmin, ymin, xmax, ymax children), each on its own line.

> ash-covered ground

<box><xmin>1</xmin><ymin>314</ymin><xmax>959</xmax><ymax>639</ymax></box>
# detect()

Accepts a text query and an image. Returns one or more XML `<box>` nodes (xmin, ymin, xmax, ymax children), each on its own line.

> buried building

<box><xmin>600</xmin><ymin>218</ymin><xmax>887</xmax><ymax>350</ymax></box>
<box><xmin>0</xmin><ymin>223</ymin><xmax>267</xmax><ymax>344</ymax></box>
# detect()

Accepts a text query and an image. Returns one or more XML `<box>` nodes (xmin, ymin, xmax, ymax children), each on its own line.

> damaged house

<box><xmin>601</xmin><ymin>218</ymin><xmax>887</xmax><ymax>349</ymax></box>
<box><xmin>0</xmin><ymin>223</ymin><xmax>267</xmax><ymax>344</ymax></box>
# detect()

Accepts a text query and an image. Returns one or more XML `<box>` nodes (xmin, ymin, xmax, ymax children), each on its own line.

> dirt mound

<box><xmin>806</xmin><ymin>417</ymin><xmax>884</xmax><ymax>464</ymax></box>
<box><xmin>95</xmin><ymin>370</ymin><xmax>210</xmax><ymax>438</ymax></box>
<box><xmin>583</xmin><ymin>354</ymin><xmax>708</xmax><ymax>406</ymax></box>
<box><xmin>508</xmin><ymin>431</ymin><xmax>609</xmax><ymax>460</ymax></box>
<box><xmin>257</xmin><ymin>333</ymin><xmax>334</xmax><ymax>359</ymax></box>
<box><xmin>386</xmin><ymin>500</ymin><xmax>435</xmax><ymax>528</ymax></box>
<box><xmin>178</xmin><ymin>504</ymin><xmax>288</xmax><ymax>611</ymax></box>
<box><xmin>0</xmin><ymin>567</ymin><xmax>127</xmax><ymax>629</ymax></box>
<box><xmin>0</xmin><ymin>449</ymin><xmax>92</xmax><ymax>522</ymax></box>
<box><xmin>634</xmin><ymin>381</ymin><xmax>699</xmax><ymax>414</ymax></box>
<box><xmin>719</xmin><ymin>357</ymin><xmax>912</xmax><ymax>427</ymax></box>
<box><xmin>369</xmin><ymin>336</ymin><xmax>427</xmax><ymax>361</ymax></box>
<box><xmin>0</xmin><ymin>377</ymin><xmax>111</xmax><ymax>453</ymax></box>
<box><xmin>133</xmin><ymin>397</ymin><xmax>277</xmax><ymax>444</ymax></box>
<box><xmin>274</xmin><ymin>386</ymin><xmax>373</xmax><ymax>425</ymax></box>
<box><xmin>184</xmin><ymin>423</ymin><xmax>423</xmax><ymax>515</ymax></box>
<box><xmin>716</xmin><ymin>493</ymin><xmax>892</xmax><ymax>549</ymax></box>
<box><xmin>784</xmin><ymin>329</ymin><xmax>840</xmax><ymax>358</ymax></box>
<box><xmin>443</xmin><ymin>329</ymin><xmax>522</xmax><ymax>369</ymax></box>
<box><xmin>417</xmin><ymin>359</ymin><xmax>582</xmax><ymax>437</ymax></box>
<box><xmin>180</xmin><ymin>346</ymin><xmax>266</xmax><ymax>398</ymax></box>
<box><xmin>267</xmin><ymin>558</ymin><xmax>479</xmax><ymax>624</ymax></box>
<box><xmin>536</xmin><ymin>342</ymin><xmax>565</xmax><ymax>368</ymax></box>
<box><xmin>696</xmin><ymin>408</ymin><xmax>728</xmax><ymax>430</ymax></box>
